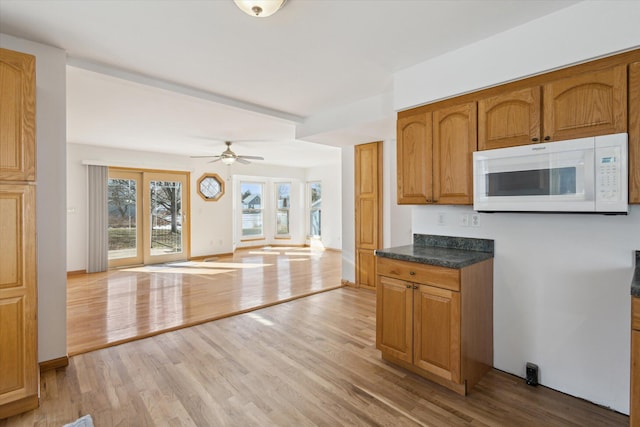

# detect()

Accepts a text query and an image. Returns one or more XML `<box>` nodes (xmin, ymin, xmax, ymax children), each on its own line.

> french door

<box><xmin>108</xmin><ymin>169</ymin><xmax>189</xmax><ymax>267</ymax></box>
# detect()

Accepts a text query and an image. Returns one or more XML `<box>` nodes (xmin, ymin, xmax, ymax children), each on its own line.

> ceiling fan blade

<box><xmin>191</xmin><ymin>155</ymin><xmax>221</xmax><ymax>158</ymax></box>
<box><xmin>208</xmin><ymin>158</ymin><xmax>222</xmax><ymax>163</ymax></box>
<box><xmin>235</xmin><ymin>158</ymin><xmax>251</xmax><ymax>164</ymax></box>
<box><xmin>237</xmin><ymin>155</ymin><xmax>264</xmax><ymax>160</ymax></box>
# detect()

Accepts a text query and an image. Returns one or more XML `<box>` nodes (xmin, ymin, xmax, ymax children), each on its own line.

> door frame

<box><xmin>107</xmin><ymin>167</ymin><xmax>190</xmax><ymax>267</ymax></box>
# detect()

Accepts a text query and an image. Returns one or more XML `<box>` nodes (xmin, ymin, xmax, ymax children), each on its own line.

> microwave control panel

<box><xmin>594</xmin><ymin>133</ymin><xmax>627</xmax><ymax>213</ymax></box>
<box><xmin>596</xmin><ymin>148</ymin><xmax>620</xmax><ymax>201</ymax></box>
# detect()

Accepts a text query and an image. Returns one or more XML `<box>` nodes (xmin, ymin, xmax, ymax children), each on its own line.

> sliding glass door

<box><xmin>108</xmin><ymin>169</ymin><xmax>189</xmax><ymax>267</ymax></box>
<box><xmin>143</xmin><ymin>172</ymin><xmax>188</xmax><ymax>264</ymax></box>
<box><xmin>108</xmin><ymin>170</ymin><xmax>143</xmax><ymax>267</ymax></box>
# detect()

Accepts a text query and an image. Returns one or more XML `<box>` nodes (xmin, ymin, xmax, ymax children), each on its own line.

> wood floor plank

<box><xmin>67</xmin><ymin>247</ymin><xmax>342</xmax><ymax>355</ymax></box>
<box><xmin>0</xmin><ymin>288</ymin><xmax>629</xmax><ymax>427</ymax></box>
<box><xmin>3</xmin><ymin>273</ymin><xmax>629</xmax><ymax>425</ymax></box>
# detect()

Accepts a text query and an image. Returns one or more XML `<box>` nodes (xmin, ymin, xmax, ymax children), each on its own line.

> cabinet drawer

<box><xmin>376</xmin><ymin>257</ymin><xmax>460</xmax><ymax>291</ymax></box>
<box><xmin>633</xmin><ymin>297</ymin><xmax>640</xmax><ymax>331</ymax></box>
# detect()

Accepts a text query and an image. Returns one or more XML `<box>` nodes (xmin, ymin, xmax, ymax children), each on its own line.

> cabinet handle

<box><xmin>544</xmin><ymin>136</ymin><xmax>551</xmax><ymax>141</ymax></box>
<box><xmin>531</xmin><ymin>137</ymin><xmax>539</xmax><ymax>142</ymax></box>
<box><xmin>409</xmin><ymin>271</ymin><xmax>415</xmax><ymax>275</ymax></box>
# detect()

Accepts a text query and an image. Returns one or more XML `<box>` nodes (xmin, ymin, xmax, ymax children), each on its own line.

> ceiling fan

<box><xmin>191</xmin><ymin>141</ymin><xmax>265</xmax><ymax>165</ymax></box>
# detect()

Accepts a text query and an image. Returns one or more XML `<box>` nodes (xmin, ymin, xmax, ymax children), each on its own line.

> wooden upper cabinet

<box><xmin>397</xmin><ymin>113</ymin><xmax>432</xmax><ymax>204</ymax></box>
<box><xmin>433</xmin><ymin>102</ymin><xmax>477</xmax><ymax>204</ymax></box>
<box><xmin>478</xmin><ymin>87</ymin><xmax>541</xmax><ymax>150</ymax></box>
<box><xmin>629</xmin><ymin>62</ymin><xmax>640</xmax><ymax>204</ymax></box>
<box><xmin>543</xmin><ymin>64</ymin><xmax>627</xmax><ymax>141</ymax></box>
<box><xmin>0</xmin><ymin>49</ymin><xmax>36</xmax><ymax>182</ymax></box>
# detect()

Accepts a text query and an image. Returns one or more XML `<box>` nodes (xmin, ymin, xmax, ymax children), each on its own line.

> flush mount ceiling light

<box><xmin>233</xmin><ymin>0</ymin><xmax>287</xmax><ymax>17</ymax></box>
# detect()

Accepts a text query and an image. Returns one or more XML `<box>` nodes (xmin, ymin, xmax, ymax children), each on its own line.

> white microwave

<box><xmin>473</xmin><ymin>133</ymin><xmax>628</xmax><ymax>214</ymax></box>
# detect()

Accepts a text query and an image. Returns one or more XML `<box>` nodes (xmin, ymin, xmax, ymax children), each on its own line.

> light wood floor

<box><xmin>67</xmin><ymin>247</ymin><xmax>342</xmax><ymax>355</ymax></box>
<box><xmin>3</xmin><ymin>287</ymin><xmax>627</xmax><ymax>426</ymax></box>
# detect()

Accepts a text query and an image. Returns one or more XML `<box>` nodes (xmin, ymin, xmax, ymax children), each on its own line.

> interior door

<box><xmin>143</xmin><ymin>172</ymin><xmax>189</xmax><ymax>265</ymax></box>
<box><xmin>355</xmin><ymin>141</ymin><xmax>382</xmax><ymax>289</ymax></box>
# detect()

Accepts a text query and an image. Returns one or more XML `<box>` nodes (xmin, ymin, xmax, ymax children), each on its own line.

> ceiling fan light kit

<box><xmin>191</xmin><ymin>141</ymin><xmax>265</xmax><ymax>165</ymax></box>
<box><xmin>233</xmin><ymin>0</ymin><xmax>287</xmax><ymax>17</ymax></box>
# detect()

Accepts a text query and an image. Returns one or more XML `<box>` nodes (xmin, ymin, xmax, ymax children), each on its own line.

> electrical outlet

<box><xmin>460</xmin><ymin>214</ymin><xmax>470</xmax><ymax>227</ymax></box>
<box><xmin>471</xmin><ymin>213</ymin><xmax>480</xmax><ymax>227</ymax></box>
<box><xmin>437</xmin><ymin>212</ymin><xmax>446</xmax><ymax>226</ymax></box>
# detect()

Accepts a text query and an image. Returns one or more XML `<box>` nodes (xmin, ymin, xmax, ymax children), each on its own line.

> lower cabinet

<box><xmin>376</xmin><ymin>256</ymin><xmax>493</xmax><ymax>395</ymax></box>
<box><xmin>632</xmin><ymin>296</ymin><xmax>639</xmax><ymax>426</ymax></box>
<box><xmin>0</xmin><ymin>184</ymin><xmax>38</xmax><ymax>418</ymax></box>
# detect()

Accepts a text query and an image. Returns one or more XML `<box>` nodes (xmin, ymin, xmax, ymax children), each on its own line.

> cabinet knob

<box><xmin>406</xmin><ymin>284</ymin><xmax>412</xmax><ymax>289</ymax></box>
<box><xmin>413</xmin><ymin>285</ymin><xmax>418</xmax><ymax>289</ymax></box>
<box><xmin>531</xmin><ymin>137</ymin><xmax>539</xmax><ymax>142</ymax></box>
<box><xmin>544</xmin><ymin>136</ymin><xmax>551</xmax><ymax>141</ymax></box>
<box><xmin>409</xmin><ymin>271</ymin><xmax>415</xmax><ymax>276</ymax></box>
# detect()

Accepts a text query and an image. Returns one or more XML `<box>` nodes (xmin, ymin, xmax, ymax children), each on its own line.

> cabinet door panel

<box><xmin>376</xmin><ymin>276</ymin><xmax>412</xmax><ymax>363</ymax></box>
<box><xmin>543</xmin><ymin>65</ymin><xmax>627</xmax><ymax>141</ymax></box>
<box><xmin>0</xmin><ymin>49</ymin><xmax>36</xmax><ymax>182</ymax></box>
<box><xmin>433</xmin><ymin>102</ymin><xmax>477</xmax><ymax>204</ymax></box>
<box><xmin>356</xmin><ymin>198</ymin><xmax>376</xmax><ymax>248</ymax></box>
<box><xmin>356</xmin><ymin>249</ymin><xmax>376</xmax><ymax>290</ymax></box>
<box><xmin>413</xmin><ymin>284</ymin><xmax>460</xmax><ymax>382</ymax></box>
<box><xmin>0</xmin><ymin>185</ymin><xmax>37</xmax><ymax>411</ymax></box>
<box><xmin>630</xmin><ymin>62</ymin><xmax>640</xmax><ymax>204</ymax></box>
<box><xmin>478</xmin><ymin>87</ymin><xmax>541</xmax><ymax>150</ymax></box>
<box><xmin>355</xmin><ymin>142</ymin><xmax>382</xmax><ymax>289</ymax></box>
<box><xmin>397</xmin><ymin>113</ymin><xmax>432</xmax><ymax>204</ymax></box>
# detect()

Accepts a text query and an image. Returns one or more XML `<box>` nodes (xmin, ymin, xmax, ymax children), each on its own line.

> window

<box><xmin>308</xmin><ymin>181</ymin><xmax>321</xmax><ymax>237</ymax></box>
<box><xmin>275</xmin><ymin>182</ymin><xmax>291</xmax><ymax>237</ymax></box>
<box><xmin>197</xmin><ymin>173</ymin><xmax>224</xmax><ymax>201</ymax></box>
<box><xmin>241</xmin><ymin>182</ymin><xmax>264</xmax><ymax>238</ymax></box>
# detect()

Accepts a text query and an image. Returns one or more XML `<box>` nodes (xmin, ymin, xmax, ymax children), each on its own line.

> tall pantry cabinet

<box><xmin>0</xmin><ymin>48</ymin><xmax>39</xmax><ymax>418</ymax></box>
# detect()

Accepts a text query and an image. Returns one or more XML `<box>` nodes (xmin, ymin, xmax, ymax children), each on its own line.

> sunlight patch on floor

<box><xmin>246</xmin><ymin>312</ymin><xmax>275</xmax><ymax>326</ymax></box>
<box><xmin>169</xmin><ymin>261</ymin><xmax>271</xmax><ymax>269</ymax></box>
<box><xmin>284</xmin><ymin>252</ymin><xmax>321</xmax><ymax>257</ymax></box>
<box><xmin>123</xmin><ymin>266</ymin><xmax>236</xmax><ymax>275</ymax></box>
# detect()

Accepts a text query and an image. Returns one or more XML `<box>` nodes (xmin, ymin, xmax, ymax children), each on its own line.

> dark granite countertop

<box><xmin>632</xmin><ymin>251</ymin><xmax>640</xmax><ymax>297</ymax></box>
<box><xmin>375</xmin><ymin>234</ymin><xmax>494</xmax><ymax>269</ymax></box>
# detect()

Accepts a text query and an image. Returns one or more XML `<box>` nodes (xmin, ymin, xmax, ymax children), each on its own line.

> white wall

<box><xmin>1</xmin><ymin>34</ymin><xmax>68</xmax><ymax>362</ymax></box>
<box><xmin>382</xmin><ymin>139</ymin><xmax>412</xmax><ymax>248</ymax></box>
<box><xmin>394</xmin><ymin>1</ymin><xmax>640</xmax><ymax>110</ymax></box>
<box><xmin>67</xmin><ymin>143</ymin><xmax>341</xmax><ymax>271</ymax></box>
<box><xmin>411</xmin><ymin>206</ymin><xmax>635</xmax><ymax>414</ymax></box>
<box><xmin>341</xmin><ymin>146</ymin><xmax>356</xmax><ymax>283</ymax></box>
<box><xmin>341</xmin><ymin>140</ymin><xmax>409</xmax><ymax>284</ymax></box>
<box><xmin>392</xmin><ymin>1</ymin><xmax>640</xmax><ymax>414</ymax></box>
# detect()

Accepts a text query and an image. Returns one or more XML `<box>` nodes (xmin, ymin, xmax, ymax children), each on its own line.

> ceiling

<box><xmin>0</xmin><ymin>0</ymin><xmax>580</xmax><ymax>167</ymax></box>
